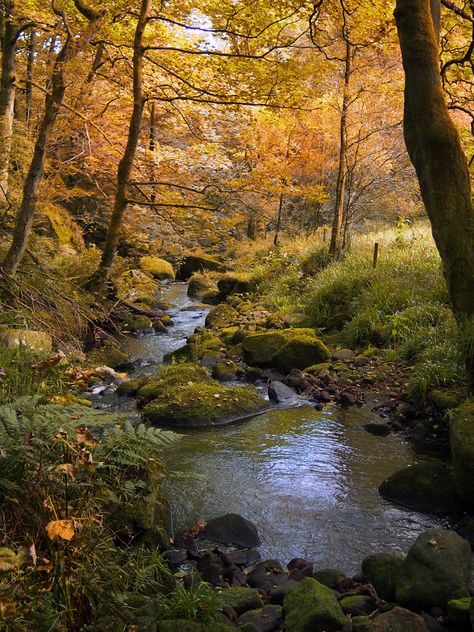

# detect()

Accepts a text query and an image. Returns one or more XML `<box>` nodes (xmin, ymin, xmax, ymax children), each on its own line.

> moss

<box><xmin>117</xmin><ymin>268</ymin><xmax>159</xmax><ymax>305</ymax></box>
<box><xmin>339</xmin><ymin>595</ymin><xmax>374</xmax><ymax>616</ymax></box>
<box><xmin>220</xmin><ymin>326</ymin><xmax>240</xmax><ymax>344</ymax></box>
<box><xmin>242</xmin><ymin>328</ymin><xmax>318</xmax><ymax>366</ymax></box>
<box><xmin>116</xmin><ymin>375</ymin><xmax>152</xmax><ymax>397</ymax></box>
<box><xmin>283</xmin><ymin>577</ymin><xmax>345</xmax><ymax>632</ymax></box>
<box><xmin>143</xmin><ymin>383</ymin><xmax>266</xmax><ymax>427</ymax></box>
<box><xmin>87</xmin><ymin>343</ymin><xmax>130</xmax><ymax>370</ymax></box>
<box><xmin>137</xmin><ymin>363</ymin><xmax>212</xmax><ymax>406</ymax></box>
<box><xmin>212</xmin><ymin>360</ymin><xmax>241</xmax><ymax>381</ymax></box>
<box><xmin>202</xmin><ymin>336</ymin><xmax>224</xmax><ymax>351</ymax></box>
<box><xmin>361</xmin><ymin>552</ymin><xmax>405</xmax><ymax>601</ymax></box>
<box><xmin>202</xmin><ymin>289</ymin><xmax>222</xmax><ymax>305</ymax></box>
<box><xmin>217</xmin><ymin>273</ymin><xmax>256</xmax><ymax>297</ymax></box>
<box><xmin>450</xmin><ymin>401</ymin><xmax>474</xmax><ymax>508</ymax></box>
<box><xmin>163</xmin><ymin>341</ymin><xmax>201</xmax><ymax>364</ymax></box>
<box><xmin>188</xmin><ymin>273</ymin><xmax>216</xmax><ymax>298</ymax></box>
<box><xmin>178</xmin><ymin>254</ymin><xmax>226</xmax><ymax>279</ymax></box>
<box><xmin>140</xmin><ymin>256</ymin><xmax>175</xmax><ymax>280</ymax></box>
<box><xmin>429</xmin><ymin>388</ymin><xmax>465</xmax><ymax>413</ymax></box>
<box><xmin>304</xmin><ymin>362</ymin><xmax>331</xmax><ymax>375</ymax></box>
<box><xmin>447</xmin><ymin>597</ymin><xmax>472</xmax><ymax>627</ymax></box>
<box><xmin>0</xmin><ymin>329</ymin><xmax>52</xmax><ymax>354</ymax></box>
<box><xmin>122</xmin><ymin>314</ymin><xmax>153</xmax><ymax>331</ymax></box>
<box><xmin>220</xmin><ymin>587</ymin><xmax>264</xmax><ymax>615</ymax></box>
<box><xmin>227</xmin><ymin>342</ymin><xmax>244</xmax><ymax>358</ymax></box>
<box><xmin>205</xmin><ymin>304</ymin><xmax>239</xmax><ymax>328</ymax></box>
<box><xmin>272</xmin><ymin>336</ymin><xmax>330</xmax><ymax>373</ymax></box>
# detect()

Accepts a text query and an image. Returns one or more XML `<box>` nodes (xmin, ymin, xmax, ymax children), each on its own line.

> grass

<box><xmin>232</xmin><ymin>222</ymin><xmax>467</xmax><ymax>403</ymax></box>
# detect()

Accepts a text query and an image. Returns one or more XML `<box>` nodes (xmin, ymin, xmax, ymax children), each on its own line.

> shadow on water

<box><xmin>100</xmin><ymin>283</ymin><xmax>444</xmax><ymax>573</ymax></box>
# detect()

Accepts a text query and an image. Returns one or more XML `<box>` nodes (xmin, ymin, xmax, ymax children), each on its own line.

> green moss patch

<box><xmin>242</xmin><ymin>328</ymin><xmax>318</xmax><ymax>366</ymax></box>
<box><xmin>140</xmin><ymin>256</ymin><xmax>175</xmax><ymax>280</ymax></box>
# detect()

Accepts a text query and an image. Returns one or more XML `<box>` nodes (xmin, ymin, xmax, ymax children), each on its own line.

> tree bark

<box><xmin>395</xmin><ymin>0</ymin><xmax>474</xmax><ymax>384</ymax></box>
<box><xmin>0</xmin><ymin>17</ymin><xmax>18</xmax><ymax>203</ymax></box>
<box><xmin>25</xmin><ymin>29</ymin><xmax>35</xmax><ymax>131</ymax></box>
<box><xmin>274</xmin><ymin>192</ymin><xmax>284</xmax><ymax>246</ymax></box>
<box><xmin>330</xmin><ymin>38</ymin><xmax>351</xmax><ymax>257</ymax></box>
<box><xmin>94</xmin><ymin>0</ymin><xmax>151</xmax><ymax>285</ymax></box>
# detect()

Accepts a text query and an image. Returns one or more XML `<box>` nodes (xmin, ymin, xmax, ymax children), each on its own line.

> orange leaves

<box><xmin>45</xmin><ymin>520</ymin><xmax>75</xmax><ymax>542</ymax></box>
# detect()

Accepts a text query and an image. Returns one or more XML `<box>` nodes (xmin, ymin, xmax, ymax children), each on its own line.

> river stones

<box><xmin>361</xmin><ymin>552</ymin><xmax>405</xmax><ymax>601</ymax></box>
<box><xmin>395</xmin><ymin>529</ymin><xmax>471</xmax><ymax>610</ymax></box>
<box><xmin>205</xmin><ymin>304</ymin><xmax>239</xmax><ymax>328</ymax></box>
<box><xmin>272</xmin><ymin>336</ymin><xmax>330</xmax><ymax>373</ymax></box>
<box><xmin>370</xmin><ymin>607</ymin><xmax>428</xmax><ymax>632</ymax></box>
<box><xmin>283</xmin><ymin>577</ymin><xmax>346</xmax><ymax>632</ymax></box>
<box><xmin>237</xmin><ymin>605</ymin><xmax>283</xmax><ymax>632</ymax></box>
<box><xmin>139</xmin><ymin>256</ymin><xmax>175</xmax><ymax>280</ymax></box>
<box><xmin>178</xmin><ymin>254</ymin><xmax>226</xmax><ymax>280</ymax></box>
<box><xmin>268</xmin><ymin>380</ymin><xmax>298</xmax><ymax>403</ymax></box>
<box><xmin>220</xmin><ymin>587</ymin><xmax>264</xmax><ymax>615</ymax></box>
<box><xmin>200</xmin><ymin>513</ymin><xmax>261</xmax><ymax>548</ymax></box>
<box><xmin>242</xmin><ymin>328</ymin><xmax>319</xmax><ymax>366</ymax></box>
<box><xmin>378</xmin><ymin>461</ymin><xmax>462</xmax><ymax>515</ymax></box>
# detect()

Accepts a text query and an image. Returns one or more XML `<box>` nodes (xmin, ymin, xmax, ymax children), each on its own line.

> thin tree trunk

<box><xmin>330</xmin><ymin>38</ymin><xmax>351</xmax><ymax>257</ymax></box>
<box><xmin>274</xmin><ymin>192</ymin><xmax>284</xmax><ymax>246</ymax></box>
<box><xmin>94</xmin><ymin>0</ymin><xmax>151</xmax><ymax>285</ymax></box>
<box><xmin>25</xmin><ymin>29</ymin><xmax>35</xmax><ymax>131</ymax></box>
<box><xmin>247</xmin><ymin>211</ymin><xmax>257</xmax><ymax>240</ymax></box>
<box><xmin>395</xmin><ymin>0</ymin><xmax>474</xmax><ymax>384</ymax></box>
<box><xmin>149</xmin><ymin>101</ymin><xmax>156</xmax><ymax>203</ymax></box>
<box><xmin>0</xmin><ymin>19</ymin><xmax>18</xmax><ymax>203</ymax></box>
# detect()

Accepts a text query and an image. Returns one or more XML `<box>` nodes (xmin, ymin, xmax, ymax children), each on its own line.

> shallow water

<box><xmin>117</xmin><ymin>283</ymin><xmax>443</xmax><ymax>573</ymax></box>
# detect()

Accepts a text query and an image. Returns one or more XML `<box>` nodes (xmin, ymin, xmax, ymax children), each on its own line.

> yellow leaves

<box><xmin>56</xmin><ymin>463</ymin><xmax>76</xmax><ymax>478</ymax></box>
<box><xmin>0</xmin><ymin>547</ymin><xmax>18</xmax><ymax>573</ymax></box>
<box><xmin>75</xmin><ymin>425</ymin><xmax>97</xmax><ymax>446</ymax></box>
<box><xmin>45</xmin><ymin>519</ymin><xmax>75</xmax><ymax>542</ymax></box>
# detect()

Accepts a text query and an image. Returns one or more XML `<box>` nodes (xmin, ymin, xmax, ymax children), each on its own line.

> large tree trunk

<box><xmin>329</xmin><ymin>39</ymin><xmax>351</xmax><ymax>257</ymax></box>
<box><xmin>94</xmin><ymin>0</ymin><xmax>151</xmax><ymax>286</ymax></box>
<box><xmin>0</xmin><ymin>18</ymin><xmax>18</xmax><ymax>203</ymax></box>
<box><xmin>395</xmin><ymin>0</ymin><xmax>474</xmax><ymax>383</ymax></box>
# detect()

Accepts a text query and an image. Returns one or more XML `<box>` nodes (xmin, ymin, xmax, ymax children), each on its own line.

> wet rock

<box><xmin>378</xmin><ymin>462</ymin><xmax>462</xmax><ymax>515</ymax></box>
<box><xmin>364</xmin><ymin>423</ymin><xmax>390</xmax><ymax>436</ymax></box>
<box><xmin>395</xmin><ymin>529</ymin><xmax>471</xmax><ymax>609</ymax></box>
<box><xmin>220</xmin><ymin>587</ymin><xmax>264</xmax><ymax>615</ymax></box>
<box><xmin>237</xmin><ymin>605</ymin><xmax>283</xmax><ymax>632</ymax></box>
<box><xmin>339</xmin><ymin>595</ymin><xmax>375</xmax><ymax>616</ymax></box>
<box><xmin>340</xmin><ymin>391</ymin><xmax>356</xmax><ymax>407</ymax></box>
<box><xmin>313</xmin><ymin>568</ymin><xmax>349</xmax><ymax>590</ymax></box>
<box><xmin>283</xmin><ymin>577</ymin><xmax>346</xmax><ymax>632</ymax></box>
<box><xmin>361</xmin><ymin>552</ymin><xmax>405</xmax><ymax>602</ymax></box>
<box><xmin>212</xmin><ymin>360</ymin><xmax>241</xmax><ymax>382</ymax></box>
<box><xmin>352</xmin><ymin>616</ymin><xmax>371</xmax><ymax>632</ymax></box>
<box><xmin>245</xmin><ymin>367</ymin><xmax>265</xmax><ymax>382</ymax></box>
<box><xmin>248</xmin><ymin>559</ymin><xmax>286</xmax><ymax>592</ymax></box>
<box><xmin>162</xmin><ymin>549</ymin><xmax>187</xmax><ymax>565</ymax></box>
<box><xmin>420</xmin><ymin>612</ymin><xmax>448</xmax><ymax>632</ymax></box>
<box><xmin>286</xmin><ymin>368</ymin><xmax>305</xmax><ymax>389</ymax></box>
<box><xmin>319</xmin><ymin>390</ymin><xmax>332</xmax><ymax>403</ymax></box>
<box><xmin>288</xmin><ymin>558</ymin><xmax>313</xmax><ymax>577</ymax></box>
<box><xmin>200</xmin><ymin>513</ymin><xmax>261</xmax><ymax>547</ymax></box>
<box><xmin>371</xmin><ymin>607</ymin><xmax>428</xmax><ymax>631</ymax></box>
<box><xmin>270</xmin><ymin>580</ymin><xmax>299</xmax><ymax>604</ymax></box>
<box><xmin>268</xmin><ymin>380</ymin><xmax>298</xmax><ymax>403</ymax></box>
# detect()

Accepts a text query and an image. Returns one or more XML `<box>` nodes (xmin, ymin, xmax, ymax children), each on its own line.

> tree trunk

<box><xmin>25</xmin><ymin>29</ymin><xmax>35</xmax><ymax>131</ymax></box>
<box><xmin>247</xmin><ymin>212</ymin><xmax>257</xmax><ymax>240</ymax></box>
<box><xmin>149</xmin><ymin>101</ymin><xmax>157</xmax><ymax>203</ymax></box>
<box><xmin>330</xmin><ymin>38</ymin><xmax>351</xmax><ymax>257</ymax></box>
<box><xmin>274</xmin><ymin>192</ymin><xmax>284</xmax><ymax>246</ymax></box>
<box><xmin>395</xmin><ymin>0</ymin><xmax>474</xmax><ymax>385</ymax></box>
<box><xmin>94</xmin><ymin>0</ymin><xmax>151</xmax><ymax>286</ymax></box>
<box><xmin>0</xmin><ymin>19</ymin><xmax>18</xmax><ymax>203</ymax></box>
<box><xmin>2</xmin><ymin>40</ymin><xmax>72</xmax><ymax>275</ymax></box>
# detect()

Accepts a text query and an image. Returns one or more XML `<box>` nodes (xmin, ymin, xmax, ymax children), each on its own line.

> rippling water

<box><xmin>120</xmin><ymin>283</ymin><xmax>443</xmax><ymax>573</ymax></box>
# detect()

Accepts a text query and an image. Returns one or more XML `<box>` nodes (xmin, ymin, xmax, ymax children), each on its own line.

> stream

<box><xmin>94</xmin><ymin>282</ymin><xmax>443</xmax><ymax>574</ymax></box>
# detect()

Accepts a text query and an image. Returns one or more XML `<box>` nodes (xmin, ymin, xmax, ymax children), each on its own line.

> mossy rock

<box><xmin>272</xmin><ymin>336</ymin><xmax>330</xmax><ymax>373</ymax></box>
<box><xmin>116</xmin><ymin>375</ymin><xmax>152</xmax><ymax>397</ymax></box>
<box><xmin>227</xmin><ymin>342</ymin><xmax>244</xmax><ymax>358</ymax></box>
<box><xmin>220</xmin><ymin>587</ymin><xmax>264</xmax><ymax>615</ymax></box>
<box><xmin>220</xmin><ymin>326</ymin><xmax>240</xmax><ymax>344</ymax></box>
<box><xmin>429</xmin><ymin>388</ymin><xmax>465</xmax><ymax>413</ymax></box>
<box><xmin>212</xmin><ymin>360</ymin><xmax>241</xmax><ymax>382</ymax></box>
<box><xmin>0</xmin><ymin>329</ymin><xmax>52</xmax><ymax>354</ymax></box>
<box><xmin>202</xmin><ymin>289</ymin><xmax>222</xmax><ymax>305</ymax></box>
<box><xmin>217</xmin><ymin>273</ymin><xmax>255</xmax><ymax>297</ymax></box>
<box><xmin>139</xmin><ymin>256</ymin><xmax>175</xmax><ymax>280</ymax></box>
<box><xmin>450</xmin><ymin>401</ymin><xmax>474</xmax><ymax>508</ymax></box>
<box><xmin>361</xmin><ymin>552</ymin><xmax>404</xmax><ymax>601</ymax></box>
<box><xmin>352</xmin><ymin>616</ymin><xmax>371</xmax><ymax>632</ymax></box>
<box><xmin>187</xmin><ymin>273</ymin><xmax>216</xmax><ymax>298</ymax></box>
<box><xmin>87</xmin><ymin>343</ymin><xmax>130</xmax><ymax>370</ymax></box>
<box><xmin>312</xmin><ymin>568</ymin><xmax>348</xmax><ymax>589</ymax></box>
<box><xmin>122</xmin><ymin>314</ymin><xmax>153</xmax><ymax>331</ymax></box>
<box><xmin>143</xmin><ymin>383</ymin><xmax>266</xmax><ymax>427</ymax></box>
<box><xmin>447</xmin><ymin>597</ymin><xmax>472</xmax><ymax>627</ymax></box>
<box><xmin>242</xmin><ymin>328</ymin><xmax>319</xmax><ymax>367</ymax></box>
<box><xmin>304</xmin><ymin>362</ymin><xmax>331</xmax><ymax>375</ymax></box>
<box><xmin>205</xmin><ymin>304</ymin><xmax>239</xmax><ymax>328</ymax></box>
<box><xmin>371</xmin><ymin>607</ymin><xmax>428</xmax><ymax>632</ymax></box>
<box><xmin>339</xmin><ymin>595</ymin><xmax>374</xmax><ymax>616</ymax></box>
<box><xmin>136</xmin><ymin>364</ymin><xmax>212</xmax><ymax>406</ymax></box>
<box><xmin>202</xmin><ymin>336</ymin><xmax>224</xmax><ymax>351</ymax></box>
<box><xmin>378</xmin><ymin>461</ymin><xmax>462</xmax><ymax>515</ymax></box>
<box><xmin>178</xmin><ymin>254</ymin><xmax>226</xmax><ymax>280</ymax></box>
<box><xmin>284</xmin><ymin>577</ymin><xmax>345</xmax><ymax>632</ymax></box>
<box><xmin>163</xmin><ymin>341</ymin><xmax>202</xmax><ymax>364</ymax></box>
<box><xmin>156</xmin><ymin>621</ymin><xmax>233</xmax><ymax>632</ymax></box>
<box><xmin>117</xmin><ymin>268</ymin><xmax>159</xmax><ymax>305</ymax></box>
<box><xmin>395</xmin><ymin>529</ymin><xmax>471</xmax><ymax>610</ymax></box>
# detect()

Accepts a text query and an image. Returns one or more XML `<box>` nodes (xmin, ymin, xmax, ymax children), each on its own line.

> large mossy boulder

<box><xmin>371</xmin><ymin>607</ymin><xmax>428</xmax><ymax>632</ymax></box>
<box><xmin>136</xmin><ymin>364</ymin><xmax>212</xmax><ymax>406</ymax></box>
<box><xmin>450</xmin><ymin>401</ymin><xmax>474</xmax><ymax>508</ymax></box>
<box><xmin>0</xmin><ymin>329</ymin><xmax>52</xmax><ymax>354</ymax></box>
<box><xmin>283</xmin><ymin>577</ymin><xmax>346</xmax><ymax>632</ymax></box>
<box><xmin>378</xmin><ymin>462</ymin><xmax>462</xmax><ymax>515</ymax></box>
<box><xmin>201</xmin><ymin>513</ymin><xmax>261</xmax><ymax>547</ymax></box>
<box><xmin>117</xmin><ymin>268</ymin><xmax>159</xmax><ymax>306</ymax></box>
<box><xmin>220</xmin><ymin>587</ymin><xmax>264</xmax><ymax>615</ymax></box>
<box><xmin>242</xmin><ymin>328</ymin><xmax>320</xmax><ymax>367</ymax></box>
<box><xmin>143</xmin><ymin>382</ymin><xmax>266</xmax><ymax>427</ymax></box>
<box><xmin>361</xmin><ymin>552</ymin><xmax>405</xmax><ymax>602</ymax></box>
<box><xmin>395</xmin><ymin>529</ymin><xmax>471</xmax><ymax>610</ymax></box>
<box><xmin>178</xmin><ymin>254</ymin><xmax>226</xmax><ymax>280</ymax></box>
<box><xmin>139</xmin><ymin>256</ymin><xmax>175</xmax><ymax>280</ymax></box>
<box><xmin>205</xmin><ymin>304</ymin><xmax>239</xmax><ymax>328</ymax></box>
<box><xmin>272</xmin><ymin>336</ymin><xmax>330</xmax><ymax>373</ymax></box>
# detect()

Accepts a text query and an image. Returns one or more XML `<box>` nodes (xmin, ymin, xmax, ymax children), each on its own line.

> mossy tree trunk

<box><xmin>395</xmin><ymin>0</ymin><xmax>474</xmax><ymax>387</ymax></box>
<box><xmin>93</xmin><ymin>0</ymin><xmax>151</xmax><ymax>287</ymax></box>
<box><xmin>0</xmin><ymin>16</ymin><xmax>18</xmax><ymax>204</ymax></box>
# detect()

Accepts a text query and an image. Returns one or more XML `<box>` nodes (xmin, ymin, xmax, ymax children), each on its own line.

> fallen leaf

<box><xmin>75</xmin><ymin>426</ymin><xmax>97</xmax><ymax>446</ymax></box>
<box><xmin>45</xmin><ymin>520</ymin><xmax>75</xmax><ymax>542</ymax></box>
